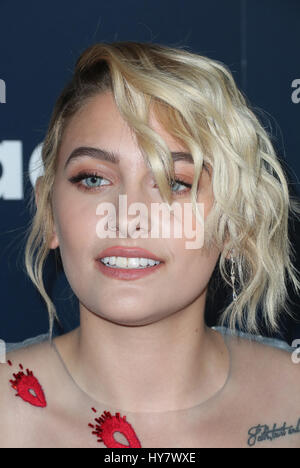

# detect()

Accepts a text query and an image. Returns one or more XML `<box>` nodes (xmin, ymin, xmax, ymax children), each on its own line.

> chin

<box><xmin>93</xmin><ymin>309</ymin><xmax>162</xmax><ymax>327</ymax></box>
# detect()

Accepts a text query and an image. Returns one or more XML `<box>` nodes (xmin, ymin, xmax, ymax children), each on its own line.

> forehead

<box><xmin>59</xmin><ymin>91</ymin><xmax>188</xmax><ymax>161</ymax></box>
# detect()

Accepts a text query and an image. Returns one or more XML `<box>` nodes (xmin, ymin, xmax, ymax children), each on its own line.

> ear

<box><xmin>49</xmin><ymin>226</ymin><xmax>59</xmax><ymax>251</ymax></box>
<box><xmin>35</xmin><ymin>176</ymin><xmax>59</xmax><ymax>250</ymax></box>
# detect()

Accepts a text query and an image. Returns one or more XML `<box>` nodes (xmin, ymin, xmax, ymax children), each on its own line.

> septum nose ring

<box><xmin>107</xmin><ymin>214</ymin><xmax>150</xmax><ymax>236</ymax></box>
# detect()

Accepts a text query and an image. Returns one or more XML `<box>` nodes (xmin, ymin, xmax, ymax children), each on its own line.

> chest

<box><xmin>5</xmin><ymin>401</ymin><xmax>300</xmax><ymax>448</ymax></box>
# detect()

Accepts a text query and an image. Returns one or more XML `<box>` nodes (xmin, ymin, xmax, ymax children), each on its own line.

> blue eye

<box><xmin>83</xmin><ymin>176</ymin><xmax>105</xmax><ymax>188</ymax></box>
<box><xmin>169</xmin><ymin>179</ymin><xmax>192</xmax><ymax>196</ymax></box>
<box><xmin>68</xmin><ymin>172</ymin><xmax>193</xmax><ymax>196</ymax></box>
<box><xmin>68</xmin><ymin>172</ymin><xmax>110</xmax><ymax>192</ymax></box>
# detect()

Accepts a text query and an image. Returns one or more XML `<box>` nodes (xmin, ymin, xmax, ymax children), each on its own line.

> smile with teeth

<box><xmin>100</xmin><ymin>256</ymin><xmax>161</xmax><ymax>269</ymax></box>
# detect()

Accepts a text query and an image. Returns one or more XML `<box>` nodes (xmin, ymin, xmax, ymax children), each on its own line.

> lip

<box><xmin>95</xmin><ymin>258</ymin><xmax>164</xmax><ymax>281</ymax></box>
<box><xmin>95</xmin><ymin>245</ymin><xmax>165</xmax><ymax>282</ymax></box>
<box><xmin>96</xmin><ymin>246</ymin><xmax>165</xmax><ymax>263</ymax></box>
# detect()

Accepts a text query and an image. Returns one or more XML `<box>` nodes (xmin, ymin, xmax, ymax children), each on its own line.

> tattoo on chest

<box><xmin>247</xmin><ymin>418</ymin><xmax>300</xmax><ymax>447</ymax></box>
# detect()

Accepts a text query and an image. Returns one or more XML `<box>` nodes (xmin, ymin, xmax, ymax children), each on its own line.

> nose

<box><xmin>113</xmin><ymin>183</ymin><xmax>153</xmax><ymax>239</ymax></box>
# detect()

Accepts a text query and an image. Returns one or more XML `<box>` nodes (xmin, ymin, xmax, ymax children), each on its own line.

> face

<box><xmin>47</xmin><ymin>91</ymin><xmax>221</xmax><ymax>326</ymax></box>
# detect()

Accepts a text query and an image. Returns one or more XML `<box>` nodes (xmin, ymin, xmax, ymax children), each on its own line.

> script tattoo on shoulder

<box><xmin>247</xmin><ymin>418</ymin><xmax>300</xmax><ymax>447</ymax></box>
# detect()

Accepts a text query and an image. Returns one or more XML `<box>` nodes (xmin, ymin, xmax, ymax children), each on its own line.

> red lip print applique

<box><xmin>9</xmin><ymin>362</ymin><xmax>47</xmax><ymax>408</ymax></box>
<box><xmin>89</xmin><ymin>408</ymin><xmax>142</xmax><ymax>448</ymax></box>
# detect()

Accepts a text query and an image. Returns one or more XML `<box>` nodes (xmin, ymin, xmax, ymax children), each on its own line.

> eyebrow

<box><xmin>63</xmin><ymin>146</ymin><xmax>197</xmax><ymax>170</ymax></box>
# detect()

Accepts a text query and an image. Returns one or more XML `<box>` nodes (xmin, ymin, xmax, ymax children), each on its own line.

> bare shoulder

<box><xmin>230</xmin><ymin>335</ymin><xmax>300</xmax><ymax>448</ymax></box>
<box><xmin>0</xmin><ymin>330</ymin><xmax>87</xmax><ymax>448</ymax></box>
<box><xmin>0</xmin><ymin>340</ymin><xmax>54</xmax><ymax>447</ymax></box>
<box><xmin>0</xmin><ymin>340</ymin><xmax>50</xmax><ymax>401</ymax></box>
<box><xmin>240</xmin><ymin>336</ymin><xmax>299</xmax><ymax>387</ymax></box>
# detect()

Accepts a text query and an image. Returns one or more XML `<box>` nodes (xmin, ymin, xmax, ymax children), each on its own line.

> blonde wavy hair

<box><xmin>24</xmin><ymin>41</ymin><xmax>300</xmax><ymax>338</ymax></box>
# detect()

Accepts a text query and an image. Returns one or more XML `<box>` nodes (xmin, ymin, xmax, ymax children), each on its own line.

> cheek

<box><xmin>168</xmin><ymin>191</ymin><xmax>220</xmax><ymax>289</ymax></box>
<box><xmin>51</xmin><ymin>184</ymin><xmax>97</xmax><ymax>260</ymax></box>
<box><xmin>163</xmin><ymin>238</ymin><xmax>218</xmax><ymax>312</ymax></box>
<box><xmin>188</xmin><ymin>188</ymin><xmax>215</xmax><ymax>247</ymax></box>
<box><xmin>167</xmin><ymin>203</ymin><xmax>205</xmax><ymax>251</ymax></box>
<box><xmin>172</xmin><ymin>237</ymin><xmax>218</xmax><ymax>280</ymax></box>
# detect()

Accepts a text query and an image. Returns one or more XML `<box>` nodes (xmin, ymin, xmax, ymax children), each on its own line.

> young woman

<box><xmin>1</xmin><ymin>41</ymin><xmax>300</xmax><ymax>448</ymax></box>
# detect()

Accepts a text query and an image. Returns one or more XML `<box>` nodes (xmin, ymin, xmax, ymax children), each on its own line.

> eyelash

<box><xmin>68</xmin><ymin>171</ymin><xmax>193</xmax><ymax>196</ymax></box>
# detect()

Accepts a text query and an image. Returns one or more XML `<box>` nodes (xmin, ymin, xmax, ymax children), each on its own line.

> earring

<box><xmin>230</xmin><ymin>250</ymin><xmax>238</xmax><ymax>302</ymax></box>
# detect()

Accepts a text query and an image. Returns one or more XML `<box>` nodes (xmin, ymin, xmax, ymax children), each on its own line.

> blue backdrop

<box><xmin>0</xmin><ymin>0</ymin><xmax>299</xmax><ymax>344</ymax></box>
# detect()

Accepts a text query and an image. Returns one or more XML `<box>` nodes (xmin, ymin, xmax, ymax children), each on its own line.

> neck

<box><xmin>57</xmin><ymin>299</ymin><xmax>229</xmax><ymax>413</ymax></box>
